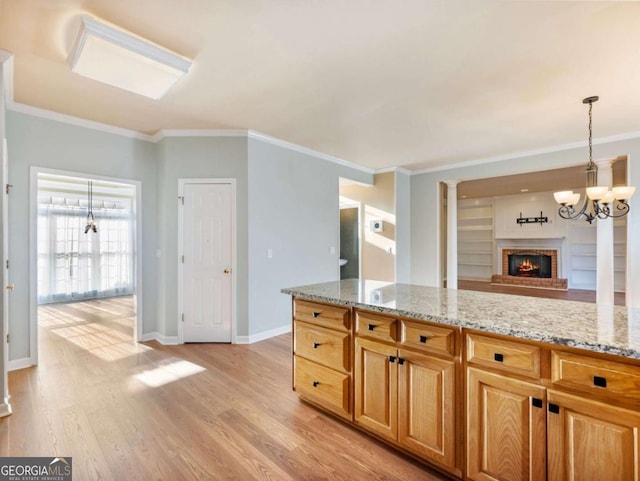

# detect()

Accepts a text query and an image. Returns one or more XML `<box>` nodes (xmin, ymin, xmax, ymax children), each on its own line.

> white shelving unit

<box><xmin>458</xmin><ymin>199</ymin><xmax>494</xmax><ymax>281</ymax></box>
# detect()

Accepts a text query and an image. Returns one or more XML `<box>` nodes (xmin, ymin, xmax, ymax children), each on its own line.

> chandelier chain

<box><xmin>588</xmin><ymin>101</ymin><xmax>592</xmax><ymax>163</ymax></box>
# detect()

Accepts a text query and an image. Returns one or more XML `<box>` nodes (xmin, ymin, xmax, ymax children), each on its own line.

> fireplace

<box><xmin>491</xmin><ymin>248</ymin><xmax>567</xmax><ymax>290</ymax></box>
<box><xmin>508</xmin><ymin>253</ymin><xmax>552</xmax><ymax>278</ymax></box>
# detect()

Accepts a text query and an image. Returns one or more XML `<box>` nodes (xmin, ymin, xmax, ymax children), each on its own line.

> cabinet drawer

<box><xmin>295</xmin><ymin>321</ymin><xmax>350</xmax><ymax>373</ymax></box>
<box><xmin>355</xmin><ymin>311</ymin><xmax>397</xmax><ymax>343</ymax></box>
<box><xmin>294</xmin><ymin>356</ymin><xmax>350</xmax><ymax>419</ymax></box>
<box><xmin>294</xmin><ymin>299</ymin><xmax>350</xmax><ymax>332</ymax></box>
<box><xmin>551</xmin><ymin>351</ymin><xmax>640</xmax><ymax>401</ymax></box>
<box><xmin>466</xmin><ymin>333</ymin><xmax>541</xmax><ymax>378</ymax></box>
<box><xmin>400</xmin><ymin>320</ymin><xmax>456</xmax><ymax>357</ymax></box>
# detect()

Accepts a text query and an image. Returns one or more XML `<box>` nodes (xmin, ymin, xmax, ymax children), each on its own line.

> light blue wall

<box><xmin>6</xmin><ymin>111</ymin><xmax>158</xmax><ymax>361</ymax></box>
<box><xmin>395</xmin><ymin>170</ymin><xmax>411</xmax><ymax>283</ymax></box>
<box><xmin>247</xmin><ymin>138</ymin><xmax>373</xmax><ymax>337</ymax></box>
<box><xmin>410</xmin><ymin>138</ymin><xmax>640</xmax><ymax>307</ymax></box>
<box><xmin>156</xmin><ymin>136</ymin><xmax>249</xmax><ymax>337</ymax></box>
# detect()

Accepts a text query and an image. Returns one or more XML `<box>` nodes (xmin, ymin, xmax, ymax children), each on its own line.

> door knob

<box><xmin>223</xmin><ymin>268</ymin><xmax>231</xmax><ymax>274</ymax></box>
<box><xmin>5</xmin><ymin>283</ymin><xmax>14</xmax><ymax>291</ymax></box>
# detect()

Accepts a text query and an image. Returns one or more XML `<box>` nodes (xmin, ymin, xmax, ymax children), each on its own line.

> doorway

<box><xmin>340</xmin><ymin>206</ymin><xmax>360</xmax><ymax>280</ymax></box>
<box><xmin>178</xmin><ymin>179</ymin><xmax>236</xmax><ymax>343</ymax></box>
<box><xmin>31</xmin><ymin>168</ymin><xmax>142</xmax><ymax>365</ymax></box>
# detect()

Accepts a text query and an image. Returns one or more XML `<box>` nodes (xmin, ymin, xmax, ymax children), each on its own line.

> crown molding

<box><xmin>9</xmin><ymin>102</ymin><xmax>157</xmax><ymax>142</ymax></box>
<box><xmin>411</xmin><ymin>130</ymin><xmax>640</xmax><ymax>176</ymax></box>
<box><xmin>152</xmin><ymin>129</ymin><xmax>248</xmax><ymax>142</ymax></box>
<box><xmin>247</xmin><ymin>130</ymin><xmax>375</xmax><ymax>175</ymax></box>
<box><xmin>375</xmin><ymin>166</ymin><xmax>412</xmax><ymax>175</ymax></box>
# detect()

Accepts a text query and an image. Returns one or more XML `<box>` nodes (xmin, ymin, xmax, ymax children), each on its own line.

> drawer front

<box><xmin>295</xmin><ymin>321</ymin><xmax>350</xmax><ymax>373</ymax></box>
<box><xmin>400</xmin><ymin>320</ymin><xmax>456</xmax><ymax>357</ymax></box>
<box><xmin>294</xmin><ymin>356</ymin><xmax>350</xmax><ymax>419</ymax></box>
<box><xmin>355</xmin><ymin>311</ymin><xmax>397</xmax><ymax>343</ymax></box>
<box><xmin>466</xmin><ymin>333</ymin><xmax>541</xmax><ymax>378</ymax></box>
<box><xmin>552</xmin><ymin>351</ymin><xmax>640</xmax><ymax>401</ymax></box>
<box><xmin>294</xmin><ymin>299</ymin><xmax>350</xmax><ymax>331</ymax></box>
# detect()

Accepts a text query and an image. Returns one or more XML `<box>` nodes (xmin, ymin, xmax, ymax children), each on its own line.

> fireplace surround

<box><xmin>491</xmin><ymin>248</ymin><xmax>568</xmax><ymax>290</ymax></box>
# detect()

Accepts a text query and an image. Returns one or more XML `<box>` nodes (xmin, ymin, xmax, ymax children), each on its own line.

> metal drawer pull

<box><xmin>532</xmin><ymin>398</ymin><xmax>543</xmax><ymax>408</ymax></box>
<box><xmin>593</xmin><ymin>375</ymin><xmax>607</xmax><ymax>388</ymax></box>
<box><xmin>548</xmin><ymin>403</ymin><xmax>560</xmax><ymax>414</ymax></box>
<box><xmin>312</xmin><ymin>381</ymin><xmax>319</xmax><ymax>387</ymax></box>
<box><xmin>398</xmin><ymin>358</ymin><xmax>405</xmax><ymax>365</ymax></box>
<box><xmin>419</xmin><ymin>335</ymin><xmax>428</xmax><ymax>343</ymax></box>
<box><xmin>312</xmin><ymin>342</ymin><xmax>320</xmax><ymax>349</ymax></box>
<box><xmin>494</xmin><ymin>353</ymin><xmax>504</xmax><ymax>362</ymax></box>
<box><xmin>389</xmin><ymin>356</ymin><xmax>396</xmax><ymax>363</ymax></box>
<box><xmin>312</xmin><ymin>312</ymin><xmax>321</xmax><ymax>318</ymax></box>
<box><xmin>368</xmin><ymin>324</ymin><xmax>376</xmax><ymax>331</ymax></box>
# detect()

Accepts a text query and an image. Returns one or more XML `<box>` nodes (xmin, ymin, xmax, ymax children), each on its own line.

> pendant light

<box><xmin>553</xmin><ymin>96</ymin><xmax>635</xmax><ymax>224</ymax></box>
<box><xmin>84</xmin><ymin>180</ymin><xmax>98</xmax><ymax>234</ymax></box>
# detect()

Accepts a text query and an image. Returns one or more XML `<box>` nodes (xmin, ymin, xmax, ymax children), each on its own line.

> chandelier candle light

<box><xmin>84</xmin><ymin>180</ymin><xmax>98</xmax><ymax>234</ymax></box>
<box><xmin>553</xmin><ymin>96</ymin><xmax>635</xmax><ymax>224</ymax></box>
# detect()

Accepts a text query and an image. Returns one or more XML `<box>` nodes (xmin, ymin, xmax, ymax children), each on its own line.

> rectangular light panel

<box><xmin>68</xmin><ymin>16</ymin><xmax>192</xmax><ymax>100</ymax></box>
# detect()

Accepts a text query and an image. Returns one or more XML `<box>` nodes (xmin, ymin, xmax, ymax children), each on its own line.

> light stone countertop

<box><xmin>282</xmin><ymin>279</ymin><xmax>640</xmax><ymax>360</ymax></box>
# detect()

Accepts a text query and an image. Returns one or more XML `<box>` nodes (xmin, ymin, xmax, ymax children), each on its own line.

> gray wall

<box><xmin>156</xmin><ymin>136</ymin><xmax>249</xmax><ymax>337</ymax></box>
<box><xmin>410</xmin><ymin>138</ymin><xmax>640</xmax><ymax>307</ymax></box>
<box><xmin>395</xmin><ymin>170</ymin><xmax>411</xmax><ymax>283</ymax></box>
<box><xmin>247</xmin><ymin>138</ymin><xmax>372</xmax><ymax>337</ymax></box>
<box><xmin>6</xmin><ymin>111</ymin><xmax>158</xmax><ymax>361</ymax></box>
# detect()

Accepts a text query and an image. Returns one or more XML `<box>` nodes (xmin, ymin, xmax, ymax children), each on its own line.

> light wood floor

<box><xmin>458</xmin><ymin>280</ymin><xmax>625</xmax><ymax>306</ymax></box>
<box><xmin>1</xmin><ymin>297</ymin><xmax>447</xmax><ymax>481</ymax></box>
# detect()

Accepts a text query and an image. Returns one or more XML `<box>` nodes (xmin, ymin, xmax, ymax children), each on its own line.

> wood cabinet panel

<box><xmin>355</xmin><ymin>310</ymin><xmax>397</xmax><ymax>343</ymax></box>
<box><xmin>354</xmin><ymin>337</ymin><xmax>397</xmax><ymax>441</ymax></box>
<box><xmin>294</xmin><ymin>299</ymin><xmax>350</xmax><ymax>331</ymax></box>
<box><xmin>398</xmin><ymin>349</ymin><xmax>456</xmax><ymax>470</ymax></box>
<box><xmin>295</xmin><ymin>321</ymin><xmax>350</xmax><ymax>373</ymax></box>
<box><xmin>467</xmin><ymin>367</ymin><xmax>546</xmax><ymax>481</ymax></box>
<box><xmin>547</xmin><ymin>389</ymin><xmax>640</xmax><ymax>481</ymax></box>
<box><xmin>551</xmin><ymin>350</ymin><xmax>640</xmax><ymax>402</ymax></box>
<box><xmin>294</xmin><ymin>356</ymin><xmax>350</xmax><ymax>420</ymax></box>
<box><xmin>467</xmin><ymin>333</ymin><xmax>541</xmax><ymax>379</ymax></box>
<box><xmin>400</xmin><ymin>320</ymin><xmax>456</xmax><ymax>357</ymax></box>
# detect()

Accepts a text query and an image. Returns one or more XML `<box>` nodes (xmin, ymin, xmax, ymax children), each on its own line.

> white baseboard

<box><xmin>140</xmin><ymin>332</ymin><xmax>181</xmax><ymax>345</ymax></box>
<box><xmin>0</xmin><ymin>396</ymin><xmax>12</xmax><ymax>417</ymax></box>
<box><xmin>235</xmin><ymin>324</ymin><xmax>291</xmax><ymax>344</ymax></box>
<box><xmin>8</xmin><ymin>357</ymin><xmax>35</xmax><ymax>371</ymax></box>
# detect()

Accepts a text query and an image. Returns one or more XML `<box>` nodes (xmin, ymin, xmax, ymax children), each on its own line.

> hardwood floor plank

<box><xmin>1</xmin><ymin>296</ymin><xmax>450</xmax><ymax>480</ymax></box>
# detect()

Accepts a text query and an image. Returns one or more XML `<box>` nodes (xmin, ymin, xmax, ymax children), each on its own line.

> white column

<box><xmin>445</xmin><ymin>180</ymin><xmax>460</xmax><ymax>289</ymax></box>
<box><xmin>596</xmin><ymin>159</ymin><xmax>614</xmax><ymax>305</ymax></box>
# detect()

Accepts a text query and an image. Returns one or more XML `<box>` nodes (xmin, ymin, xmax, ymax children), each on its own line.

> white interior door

<box><xmin>181</xmin><ymin>182</ymin><xmax>233</xmax><ymax>343</ymax></box>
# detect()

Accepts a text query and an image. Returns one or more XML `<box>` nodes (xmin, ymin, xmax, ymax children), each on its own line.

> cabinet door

<box><xmin>354</xmin><ymin>337</ymin><xmax>397</xmax><ymax>441</ymax></box>
<box><xmin>547</xmin><ymin>390</ymin><xmax>640</xmax><ymax>481</ymax></box>
<box><xmin>467</xmin><ymin>367</ymin><xmax>546</xmax><ymax>481</ymax></box>
<box><xmin>398</xmin><ymin>349</ymin><xmax>457</xmax><ymax>472</ymax></box>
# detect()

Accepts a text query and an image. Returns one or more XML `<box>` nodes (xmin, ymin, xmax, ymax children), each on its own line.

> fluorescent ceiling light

<box><xmin>68</xmin><ymin>15</ymin><xmax>192</xmax><ymax>99</ymax></box>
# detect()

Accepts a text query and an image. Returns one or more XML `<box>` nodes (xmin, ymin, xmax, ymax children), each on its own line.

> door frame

<box><xmin>338</xmin><ymin>203</ymin><xmax>362</xmax><ymax>280</ymax></box>
<box><xmin>29</xmin><ymin>166</ymin><xmax>143</xmax><ymax>366</ymax></box>
<box><xmin>177</xmin><ymin>178</ymin><xmax>237</xmax><ymax>344</ymax></box>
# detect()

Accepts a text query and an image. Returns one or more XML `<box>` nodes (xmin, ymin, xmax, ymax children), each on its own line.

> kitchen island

<box><xmin>283</xmin><ymin>279</ymin><xmax>640</xmax><ymax>480</ymax></box>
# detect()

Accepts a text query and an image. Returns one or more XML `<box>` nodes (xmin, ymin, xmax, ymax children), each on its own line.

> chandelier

<box><xmin>84</xmin><ymin>180</ymin><xmax>98</xmax><ymax>234</ymax></box>
<box><xmin>553</xmin><ymin>96</ymin><xmax>635</xmax><ymax>224</ymax></box>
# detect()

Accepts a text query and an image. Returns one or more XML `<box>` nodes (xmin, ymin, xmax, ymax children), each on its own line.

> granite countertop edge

<box><xmin>281</xmin><ymin>288</ymin><xmax>640</xmax><ymax>360</ymax></box>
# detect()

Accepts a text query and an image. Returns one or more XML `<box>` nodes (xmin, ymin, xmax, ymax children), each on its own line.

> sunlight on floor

<box><xmin>133</xmin><ymin>359</ymin><xmax>206</xmax><ymax>388</ymax></box>
<box><xmin>38</xmin><ymin>297</ymin><xmax>151</xmax><ymax>361</ymax></box>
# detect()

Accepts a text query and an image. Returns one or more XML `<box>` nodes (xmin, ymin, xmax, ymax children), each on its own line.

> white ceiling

<box><xmin>2</xmin><ymin>1</ymin><xmax>640</xmax><ymax>172</ymax></box>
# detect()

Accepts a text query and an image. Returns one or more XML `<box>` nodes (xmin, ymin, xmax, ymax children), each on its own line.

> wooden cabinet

<box><xmin>291</xmin><ymin>297</ymin><xmax>640</xmax><ymax>481</ymax></box>
<box><xmin>547</xmin><ymin>390</ymin><xmax>640</xmax><ymax>481</ymax></box>
<box><xmin>293</xmin><ymin>299</ymin><xmax>351</xmax><ymax>420</ymax></box>
<box><xmin>398</xmin><ymin>348</ymin><xmax>457</xmax><ymax>469</ymax></box>
<box><xmin>354</xmin><ymin>313</ymin><xmax>460</xmax><ymax>475</ymax></box>
<box><xmin>354</xmin><ymin>337</ymin><xmax>397</xmax><ymax>440</ymax></box>
<box><xmin>466</xmin><ymin>367</ymin><xmax>546</xmax><ymax>481</ymax></box>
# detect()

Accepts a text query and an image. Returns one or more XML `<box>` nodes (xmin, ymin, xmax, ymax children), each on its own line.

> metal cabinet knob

<box><xmin>223</xmin><ymin>268</ymin><xmax>231</xmax><ymax>274</ymax></box>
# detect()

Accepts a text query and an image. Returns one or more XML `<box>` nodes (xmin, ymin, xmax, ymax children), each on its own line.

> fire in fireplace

<box><xmin>508</xmin><ymin>253</ymin><xmax>552</xmax><ymax>278</ymax></box>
